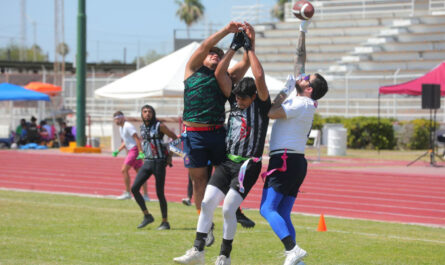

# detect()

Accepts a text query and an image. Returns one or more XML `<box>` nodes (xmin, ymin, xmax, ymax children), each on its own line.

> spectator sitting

<box><xmin>39</xmin><ymin>120</ymin><xmax>52</xmax><ymax>144</ymax></box>
<box><xmin>27</xmin><ymin>116</ymin><xmax>40</xmax><ymax>144</ymax></box>
<box><xmin>59</xmin><ymin>122</ymin><xmax>75</xmax><ymax>146</ymax></box>
<box><xmin>15</xmin><ymin>118</ymin><xmax>28</xmax><ymax>145</ymax></box>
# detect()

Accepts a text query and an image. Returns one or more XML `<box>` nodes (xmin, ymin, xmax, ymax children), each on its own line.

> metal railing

<box><xmin>231</xmin><ymin>4</ymin><xmax>271</xmax><ymax>24</ymax></box>
<box><xmin>429</xmin><ymin>0</ymin><xmax>445</xmax><ymax>14</ymax></box>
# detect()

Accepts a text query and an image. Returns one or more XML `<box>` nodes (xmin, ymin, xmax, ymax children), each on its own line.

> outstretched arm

<box><xmin>244</xmin><ymin>22</ymin><xmax>269</xmax><ymax>101</ymax></box>
<box><xmin>293</xmin><ymin>20</ymin><xmax>310</xmax><ymax>77</ymax></box>
<box><xmin>184</xmin><ymin>21</ymin><xmax>243</xmax><ymax>80</ymax></box>
<box><xmin>215</xmin><ymin>49</ymin><xmax>236</xmax><ymax>98</ymax></box>
<box><xmin>269</xmin><ymin>21</ymin><xmax>310</xmax><ymax>119</ymax></box>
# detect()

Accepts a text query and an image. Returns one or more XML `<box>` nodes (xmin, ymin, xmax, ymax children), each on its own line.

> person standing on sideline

<box><xmin>181</xmin><ymin>21</ymin><xmax>252</xmax><ymax>244</ymax></box>
<box><xmin>259</xmin><ymin>20</ymin><xmax>328</xmax><ymax>265</ymax></box>
<box><xmin>132</xmin><ymin>105</ymin><xmax>177</xmax><ymax>230</ymax></box>
<box><xmin>174</xmin><ymin>22</ymin><xmax>269</xmax><ymax>265</ymax></box>
<box><xmin>112</xmin><ymin>111</ymin><xmax>149</xmax><ymax>201</ymax></box>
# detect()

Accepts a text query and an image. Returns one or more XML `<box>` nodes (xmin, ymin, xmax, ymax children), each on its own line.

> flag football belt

<box><xmin>227</xmin><ymin>153</ymin><xmax>250</xmax><ymax>163</ymax></box>
<box><xmin>260</xmin><ymin>149</ymin><xmax>289</xmax><ymax>182</ymax></box>
<box><xmin>185</xmin><ymin>125</ymin><xmax>223</xmax><ymax>132</ymax></box>
<box><xmin>236</xmin><ymin>155</ymin><xmax>262</xmax><ymax>194</ymax></box>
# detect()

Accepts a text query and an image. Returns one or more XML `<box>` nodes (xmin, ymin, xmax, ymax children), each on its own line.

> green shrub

<box><xmin>342</xmin><ymin>117</ymin><xmax>395</xmax><ymax>150</ymax></box>
<box><xmin>312</xmin><ymin>113</ymin><xmax>324</xmax><ymax>130</ymax></box>
<box><xmin>397</xmin><ymin>119</ymin><xmax>437</xmax><ymax>150</ymax></box>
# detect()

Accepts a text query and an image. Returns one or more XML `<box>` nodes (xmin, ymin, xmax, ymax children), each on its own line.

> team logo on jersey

<box><xmin>184</xmin><ymin>155</ymin><xmax>190</xmax><ymax>166</ymax></box>
<box><xmin>240</xmin><ymin>117</ymin><xmax>251</xmax><ymax>140</ymax></box>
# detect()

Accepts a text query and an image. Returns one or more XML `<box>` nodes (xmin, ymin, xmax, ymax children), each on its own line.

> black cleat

<box><xmin>157</xmin><ymin>221</ymin><xmax>171</xmax><ymax>230</ymax></box>
<box><xmin>182</xmin><ymin>198</ymin><xmax>192</xmax><ymax>206</ymax></box>
<box><xmin>137</xmin><ymin>214</ymin><xmax>154</xmax><ymax>229</ymax></box>
<box><xmin>236</xmin><ymin>209</ymin><xmax>255</xmax><ymax>228</ymax></box>
<box><xmin>205</xmin><ymin>223</ymin><xmax>215</xmax><ymax>247</ymax></box>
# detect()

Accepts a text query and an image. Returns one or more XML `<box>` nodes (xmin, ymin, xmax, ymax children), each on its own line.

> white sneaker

<box><xmin>143</xmin><ymin>194</ymin><xmax>150</xmax><ymax>202</ymax></box>
<box><xmin>173</xmin><ymin>247</ymin><xmax>205</xmax><ymax>264</ymax></box>
<box><xmin>116</xmin><ymin>191</ymin><xmax>131</xmax><ymax>200</ymax></box>
<box><xmin>283</xmin><ymin>244</ymin><xmax>307</xmax><ymax>265</ymax></box>
<box><xmin>215</xmin><ymin>255</ymin><xmax>231</xmax><ymax>265</ymax></box>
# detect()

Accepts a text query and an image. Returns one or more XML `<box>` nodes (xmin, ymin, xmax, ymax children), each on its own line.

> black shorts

<box><xmin>182</xmin><ymin>128</ymin><xmax>226</xmax><ymax>168</ymax></box>
<box><xmin>208</xmin><ymin>158</ymin><xmax>262</xmax><ymax>199</ymax></box>
<box><xmin>263</xmin><ymin>153</ymin><xmax>307</xmax><ymax>197</ymax></box>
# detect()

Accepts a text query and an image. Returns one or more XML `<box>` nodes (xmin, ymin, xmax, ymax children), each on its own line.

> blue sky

<box><xmin>0</xmin><ymin>0</ymin><xmax>276</xmax><ymax>63</ymax></box>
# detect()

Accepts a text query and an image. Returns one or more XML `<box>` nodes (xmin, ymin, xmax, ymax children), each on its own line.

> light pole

<box><xmin>76</xmin><ymin>0</ymin><xmax>86</xmax><ymax>146</ymax></box>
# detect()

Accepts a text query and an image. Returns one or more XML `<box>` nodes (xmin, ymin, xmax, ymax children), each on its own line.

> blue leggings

<box><xmin>260</xmin><ymin>187</ymin><xmax>296</xmax><ymax>241</ymax></box>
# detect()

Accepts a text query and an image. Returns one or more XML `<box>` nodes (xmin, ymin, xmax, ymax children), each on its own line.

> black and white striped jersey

<box><xmin>226</xmin><ymin>94</ymin><xmax>271</xmax><ymax>158</ymax></box>
<box><xmin>140</xmin><ymin>121</ymin><xmax>167</xmax><ymax>159</ymax></box>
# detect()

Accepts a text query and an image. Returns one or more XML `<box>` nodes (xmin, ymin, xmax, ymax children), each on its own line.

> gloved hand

<box><xmin>230</xmin><ymin>31</ymin><xmax>245</xmax><ymax>51</ymax></box>
<box><xmin>242</xmin><ymin>30</ymin><xmax>252</xmax><ymax>51</ymax></box>
<box><xmin>112</xmin><ymin>150</ymin><xmax>119</xmax><ymax>157</ymax></box>
<box><xmin>299</xmin><ymin>20</ymin><xmax>311</xmax><ymax>33</ymax></box>
<box><xmin>280</xmin><ymin>74</ymin><xmax>296</xmax><ymax>96</ymax></box>
<box><xmin>136</xmin><ymin>151</ymin><xmax>145</xmax><ymax>160</ymax></box>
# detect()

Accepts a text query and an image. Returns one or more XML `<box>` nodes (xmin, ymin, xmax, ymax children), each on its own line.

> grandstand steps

<box><xmin>256</xmin><ymin>35</ymin><xmax>370</xmax><ymax>46</ymax></box>
<box><xmin>262</xmin><ymin>26</ymin><xmax>385</xmax><ymax>38</ymax></box>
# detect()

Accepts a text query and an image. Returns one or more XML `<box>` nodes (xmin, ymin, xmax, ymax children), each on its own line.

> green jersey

<box><xmin>183</xmin><ymin>66</ymin><xmax>227</xmax><ymax>124</ymax></box>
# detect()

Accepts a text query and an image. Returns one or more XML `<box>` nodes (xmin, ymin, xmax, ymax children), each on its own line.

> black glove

<box><xmin>242</xmin><ymin>31</ymin><xmax>252</xmax><ymax>51</ymax></box>
<box><xmin>230</xmin><ymin>31</ymin><xmax>245</xmax><ymax>51</ymax></box>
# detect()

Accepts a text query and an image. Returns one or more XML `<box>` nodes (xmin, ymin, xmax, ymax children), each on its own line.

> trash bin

<box><xmin>322</xmin><ymin>123</ymin><xmax>344</xmax><ymax>145</ymax></box>
<box><xmin>327</xmin><ymin>127</ymin><xmax>347</xmax><ymax>156</ymax></box>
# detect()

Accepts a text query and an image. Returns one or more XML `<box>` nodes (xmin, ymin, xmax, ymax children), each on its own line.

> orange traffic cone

<box><xmin>317</xmin><ymin>214</ymin><xmax>327</xmax><ymax>232</ymax></box>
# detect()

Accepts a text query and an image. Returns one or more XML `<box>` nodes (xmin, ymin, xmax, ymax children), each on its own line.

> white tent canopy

<box><xmin>94</xmin><ymin>42</ymin><xmax>284</xmax><ymax>99</ymax></box>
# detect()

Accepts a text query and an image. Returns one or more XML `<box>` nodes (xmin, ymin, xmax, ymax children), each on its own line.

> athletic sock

<box><xmin>282</xmin><ymin>236</ymin><xmax>296</xmax><ymax>251</ymax></box>
<box><xmin>194</xmin><ymin>232</ymin><xmax>207</xmax><ymax>251</ymax></box>
<box><xmin>219</xmin><ymin>239</ymin><xmax>233</xmax><ymax>257</ymax></box>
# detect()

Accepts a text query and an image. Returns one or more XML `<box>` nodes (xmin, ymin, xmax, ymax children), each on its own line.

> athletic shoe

<box><xmin>205</xmin><ymin>223</ymin><xmax>215</xmax><ymax>247</ymax></box>
<box><xmin>143</xmin><ymin>194</ymin><xmax>150</xmax><ymax>202</ymax></box>
<box><xmin>236</xmin><ymin>210</ymin><xmax>255</xmax><ymax>228</ymax></box>
<box><xmin>137</xmin><ymin>214</ymin><xmax>154</xmax><ymax>229</ymax></box>
<box><xmin>283</xmin><ymin>244</ymin><xmax>307</xmax><ymax>265</ymax></box>
<box><xmin>182</xmin><ymin>198</ymin><xmax>192</xmax><ymax>206</ymax></box>
<box><xmin>157</xmin><ymin>221</ymin><xmax>171</xmax><ymax>230</ymax></box>
<box><xmin>116</xmin><ymin>191</ymin><xmax>131</xmax><ymax>200</ymax></box>
<box><xmin>215</xmin><ymin>255</ymin><xmax>231</xmax><ymax>265</ymax></box>
<box><xmin>173</xmin><ymin>247</ymin><xmax>205</xmax><ymax>264</ymax></box>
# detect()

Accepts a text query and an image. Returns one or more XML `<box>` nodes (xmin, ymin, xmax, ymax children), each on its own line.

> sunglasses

<box><xmin>303</xmin><ymin>74</ymin><xmax>312</xmax><ymax>88</ymax></box>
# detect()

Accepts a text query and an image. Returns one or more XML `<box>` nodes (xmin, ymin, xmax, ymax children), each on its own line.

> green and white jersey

<box><xmin>182</xmin><ymin>66</ymin><xmax>227</xmax><ymax>125</ymax></box>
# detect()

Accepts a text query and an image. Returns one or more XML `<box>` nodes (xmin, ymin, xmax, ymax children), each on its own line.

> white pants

<box><xmin>197</xmin><ymin>185</ymin><xmax>244</xmax><ymax>240</ymax></box>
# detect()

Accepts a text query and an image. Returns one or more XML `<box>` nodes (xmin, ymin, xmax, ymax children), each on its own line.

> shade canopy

<box><xmin>0</xmin><ymin>83</ymin><xmax>50</xmax><ymax>101</ymax></box>
<box><xmin>94</xmin><ymin>42</ymin><xmax>284</xmax><ymax>99</ymax></box>
<box><xmin>379</xmin><ymin>62</ymin><xmax>445</xmax><ymax>96</ymax></box>
<box><xmin>25</xmin><ymin>82</ymin><xmax>62</xmax><ymax>96</ymax></box>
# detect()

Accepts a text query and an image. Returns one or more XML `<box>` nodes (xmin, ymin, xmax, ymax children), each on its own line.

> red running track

<box><xmin>0</xmin><ymin>150</ymin><xmax>444</xmax><ymax>227</ymax></box>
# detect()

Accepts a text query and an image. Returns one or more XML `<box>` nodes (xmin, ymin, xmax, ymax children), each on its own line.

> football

<box><xmin>292</xmin><ymin>0</ymin><xmax>315</xmax><ymax>20</ymax></box>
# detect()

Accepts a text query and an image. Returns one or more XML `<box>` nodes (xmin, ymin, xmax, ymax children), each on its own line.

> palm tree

<box><xmin>175</xmin><ymin>0</ymin><xmax>205</xmax><ymax>38</ymax></box>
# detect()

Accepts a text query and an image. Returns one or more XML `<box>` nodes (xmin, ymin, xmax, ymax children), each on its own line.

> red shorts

<box><xmin>124</xmin><ymin>146</ymin><xmax>143</xmax><ymax>169</ymax></box>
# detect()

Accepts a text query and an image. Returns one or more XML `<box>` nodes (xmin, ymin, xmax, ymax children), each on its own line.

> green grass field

<box><xmin>1</xmin><ymin>190</ymin><xmax>444</xmax><ymax>265</ymax></box>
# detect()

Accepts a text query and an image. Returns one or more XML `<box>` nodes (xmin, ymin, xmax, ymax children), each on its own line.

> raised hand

<box><xmin>225</xmin><ymin>21</ymin><xmax>244</xmax><ymax>33</ymax></box>
<box><xmin>230</xmin><ymin>31</ymin><xmax>245</xmax><ymax>51</ymax></box>
<box><xmin>299</xmin><ymin>20</ymin><xmax>311</xmax><ymax>33</ymax></box>
<box><xmin>244</xmin><ymin>22</ymin><xmax>255</xmax><ymax>44</ymax></box>
<box><xmin>281</xmin><ymin>74</ymin><xmax>296</xmax><ymax>96</ymax></box>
